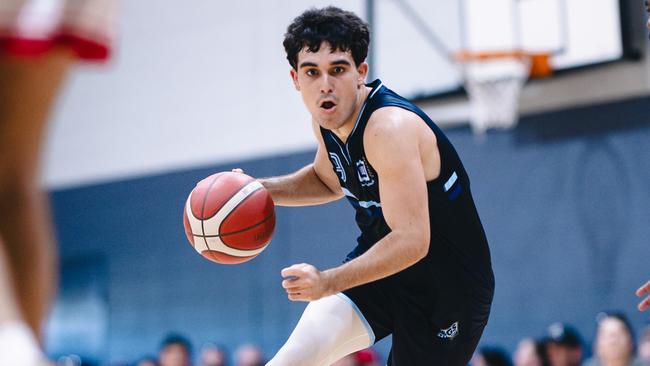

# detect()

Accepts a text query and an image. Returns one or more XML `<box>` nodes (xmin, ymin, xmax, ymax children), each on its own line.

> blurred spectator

<box><xmin>136</xmin><ymin>357</ymin><xmax>159</xmax><ymax>366</ymax></box>
<box><xmin>544</xmin><ymin>322</ymin><xmax>583</xmax><ymax>366</ymax></box>
<box><xmin>355</xmin><ymin>349</ymin><xmax>381</xmax><ymax>366</ymax></box>
<box><xmin>200</xmin><ymin>342</ymin><xmax>229</xmax><ymax>366</ymax></box>
<box><xmin>159</xmin><ymin>333</ymin><xmax>193</xmax><ymax>366</ymax></box>
<box><xmin>472</xmin><ymin>346</ymin><xmax>512</xmax><ymax>366</ymax></box>
<box><xmin>234</xmin><ymin>344</ymin><xmax>264</xmax><ymax>366</ymax></box>
<box><xmin>331</xmin><ymin>349</ymin><xmax>381</xmax><ymax>366</ymax></box>
<box><xmin>514</xmin><ymin>337</ymin><xmax>548</xmax><ymax>366</ymax></box>
<box><xmin>639</xmin><ymin>326</ymin><xmax>650</xmax><ymax>362</ymax></box>
<box><xmin>584</xmin><ymin>312</ymin><xmax>649</xmax><ymax>366</ymax></box>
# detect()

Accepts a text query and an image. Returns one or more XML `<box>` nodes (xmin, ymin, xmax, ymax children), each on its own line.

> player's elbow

<box><xmin>414</xmin><ymin>235</ymin><xmax>429</xmax><ymax>261</ymax></box>
<box><xmin>403</xmin><ymin>229</ymin><xmax>429</xmax><ymax>263</ymax></box>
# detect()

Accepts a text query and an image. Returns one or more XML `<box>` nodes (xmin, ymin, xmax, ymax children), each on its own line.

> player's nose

<box><xmin>319</xmin><ymin>74</ymin><xmax>334</xmax><ymax>94</ymax></box>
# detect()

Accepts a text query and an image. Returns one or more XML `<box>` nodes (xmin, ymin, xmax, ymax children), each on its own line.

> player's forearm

<box><xmin>259</xmin><ymin>164</ymin><xmax>342</xmax><ymax>207</ymax></box>
<box><xmin>323</xmin><ymin>230</ymin><xmax>429</xmax><ymax>294</ymax></box>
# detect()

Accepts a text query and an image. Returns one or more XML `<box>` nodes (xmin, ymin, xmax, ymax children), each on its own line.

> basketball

<box><xmin>183</xmin><ymin>172</ymin><xmax>275</xmax><ymax>264</ymax></box>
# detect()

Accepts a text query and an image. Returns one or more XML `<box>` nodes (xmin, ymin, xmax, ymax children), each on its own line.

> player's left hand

<box><xmin>281</xmin><ymin>263</ymin><xmax>333</xmax><ymax>302</ymax></box>
<box><xmin>637</xmin><ymin>279</ymin><xmax>650</xmax><ymax>312</ymax></box>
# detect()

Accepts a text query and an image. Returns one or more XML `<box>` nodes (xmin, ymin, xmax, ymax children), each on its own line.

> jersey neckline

<box><xmin>326</xmin><ymin>79</ymin><xmax>384</xmax><ymax>159</ymax></box>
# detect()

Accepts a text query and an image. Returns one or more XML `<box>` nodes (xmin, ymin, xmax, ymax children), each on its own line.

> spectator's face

<box><xmin>235</xmin><ymin>345</ymin><xmax>263</xmax><ymax>366</ymax></box>
<box><xmin>639</xmin><ymin>337</ymin><xmax>650</xmax><ymax>361</ymax></box>
<box><xmin>160</xmin><ymin>344</ymin><xmax>191</xmax><ymax>366</ymax></box>
<box><xmin>514</xmin><ymin>339</ymin><xmax>541</xmax><ymax>366</ymax></box>
<box><xmin>471</xmin><ymin>354</ymin><xmax>488</xmax><ymax>366</ymax></box>
<box><xmin>596</xmin><ymin>317</ymin><xmax>633</xmax><ymax>362</ymax></box>
<box><xmin>201</xmin><ymin>348</ymin><xmax>226</xmax><ymax>366</ymax></box>
<box><xmin>547</xmin><ymin>343</ymin><xmax>569</xmax><ymax>366</ymax></box>
<box><xmin>138</xmin><ymin>361</ymin><xmax>158</xmax><ymax>366</ymax></box>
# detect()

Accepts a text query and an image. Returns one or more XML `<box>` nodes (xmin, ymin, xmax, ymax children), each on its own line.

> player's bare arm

<box><xmin>282</xmin><ymin>108</ymin><xmax>439</xmax><ymax>301</ymax></box>
<box><xmin>257</xmin><ymin>121</ymin><xmax>343</xmax><ymax>207</ymax></box>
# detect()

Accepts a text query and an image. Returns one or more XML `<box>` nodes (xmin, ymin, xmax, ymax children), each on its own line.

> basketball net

<box><xmin>455</xmin><ymin>51</ymin><xmax>552</xmax><ymax>136</ymax></box>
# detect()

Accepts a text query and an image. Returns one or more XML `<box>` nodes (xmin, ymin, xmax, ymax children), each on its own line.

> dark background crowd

<box><xmin>53</xmin><ymin>310</ymin><xmax>650</xmax><ymax>366</ymax></box>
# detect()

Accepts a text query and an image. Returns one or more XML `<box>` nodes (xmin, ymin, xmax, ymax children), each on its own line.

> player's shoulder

<box><xmin>365</xmin><ymin>106</ymin><xmax>425</xmax><ymax>143</ymax></box>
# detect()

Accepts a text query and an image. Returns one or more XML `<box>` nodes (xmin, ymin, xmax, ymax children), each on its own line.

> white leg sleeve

<box><xmin>267</xmin><ymin>293</ymin><xmax>375</xmax><ymax>366</ymax></box>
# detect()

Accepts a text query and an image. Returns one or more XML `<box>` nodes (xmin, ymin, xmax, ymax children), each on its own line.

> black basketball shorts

<box><xmin>342</xmin><ymin>259</ymin><xmax>492</xmax><ymax>366</ymax></box>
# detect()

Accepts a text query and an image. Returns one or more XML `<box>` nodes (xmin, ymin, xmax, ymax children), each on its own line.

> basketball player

<box><xmin>0</xmin><ymin>1</ymin><xmax>113</xmax><ymax>364</ymax></box>
<box><xmin>255</xmin><ymin>7</ymin><xmax>494</xmax><ymax>366</ymax></box>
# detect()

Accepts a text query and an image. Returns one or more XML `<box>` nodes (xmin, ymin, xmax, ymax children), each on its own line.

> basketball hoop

<box><xmin>454</xmin><ymin>50</ymin><xmax>552</xmax><ymax>135</ymax></box>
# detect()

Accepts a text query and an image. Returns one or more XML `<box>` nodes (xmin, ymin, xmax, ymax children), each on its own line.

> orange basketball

<box><xmin>183</xmin><ymin>172</ymin><xmax>275</xmax><ymax>264</ymax></box>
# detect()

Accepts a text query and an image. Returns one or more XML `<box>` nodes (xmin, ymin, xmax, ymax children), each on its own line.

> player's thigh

<box><xmin>389</xmin><ymin>312</ymin><xmax>486</xmax><ymax>366</ymax></box>
<box><xmin>268</xmin><ymin>294</ymin><xmax>374</xmax><ymax>366</ymax></box>
<box><xmin>0</xmin><ymin>48</ymin><xmax>72</xmax><ymax>183</ymax></box>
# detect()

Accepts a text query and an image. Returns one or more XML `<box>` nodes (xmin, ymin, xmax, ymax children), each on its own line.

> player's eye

<box><xmin>331</xmin><ymin>66</ymin><xmax>345</xmax><ymax>74</ymax></box>
<box><xmin>305</xmin><ymin>69</ymin><xmax>318</xmax><ymax>77</ymax></box>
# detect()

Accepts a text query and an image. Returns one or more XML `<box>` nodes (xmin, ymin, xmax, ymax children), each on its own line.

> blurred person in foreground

<box><xmin>472</xmin><ymin>346</ymin><xmax>512</xmax><ymax>366</ymax></box>
<box><xmin>544</xmin><ymin>323</ymin><xmax>583</xmax><ymax>366</ymax></box>
<box><xmin>234</xmin><ymin>344</ymin><xmax>264</xmax><ymax>366</ymax></box>
<box><xmin>514</xmin><ymin>337</ymin><xmax>548</xmax><ymax>366</ymax></box>
<box><xmin>159</xmin><ymin>334</ymin><xmax>193</xmax><ymax>366</ymax></box>
<box><xmin>583</xmin><ymin>312</ymin><xmax>649</xmax><ymax>366</ymax></box>
<box><xmin>200</xmin><ymin>343</ymin><xmax>228</xmax><ymax>366</ymax></box>
<box><xmin>0</xmin><ymin>0</ymin><xmax>113</xmax><ymax>365</ymax></box>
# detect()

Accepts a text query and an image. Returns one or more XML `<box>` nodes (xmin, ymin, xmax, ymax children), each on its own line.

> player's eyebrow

<box><xmin>298</xmin><ymin>59</ymin><xmax>352</xmax><ymax>69</ymax></box>
<box><xmin>330</xmin><ymin>59</ymin><xmax>351</xmax><ymax>67</ymax></box>
<box><xmin>299</xmin><ymin>61</ymin><xmax>318</xmax><ymax>69</ymax></box>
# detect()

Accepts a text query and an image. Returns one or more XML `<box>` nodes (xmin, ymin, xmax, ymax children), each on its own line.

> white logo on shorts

<box><xmin>437</xmin><ymin>321</ymin><xmax>459</xmax><ymax>340</ymax></box>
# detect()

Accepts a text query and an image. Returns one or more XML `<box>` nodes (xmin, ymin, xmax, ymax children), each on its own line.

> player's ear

<box><xmin>290</xmin><ymin>69</ymin><xmax>300</xmax><ymax>91</ymax></box>
<box><xmin>357</xmin><ymin>62</ymin><xmax>368</xmax><ymax>86</ymax></box>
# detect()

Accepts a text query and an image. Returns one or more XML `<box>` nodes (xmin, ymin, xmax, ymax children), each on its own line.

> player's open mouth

<box><xmin>320</xmin><ymin>101</ymin><xmax>337</xmax><ymax>113</ymax></box>
<box><xmin>320</xmin><ymin>100</ymin><xmax>336</xmax><ymax>111</ymax></box>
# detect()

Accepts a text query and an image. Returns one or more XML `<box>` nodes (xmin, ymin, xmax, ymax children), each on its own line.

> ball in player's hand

<box><xmin>183</xmin><ymin>172</ymin><xmax>275</xmax><ymax>264</ymax></box>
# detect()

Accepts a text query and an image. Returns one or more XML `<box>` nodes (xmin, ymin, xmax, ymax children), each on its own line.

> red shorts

<box><xmin>0</xmin><ymin>0</ymin><xmax>114</xmax><ymax>60</ymax></box>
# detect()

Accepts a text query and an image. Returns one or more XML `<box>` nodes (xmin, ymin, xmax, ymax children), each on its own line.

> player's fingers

<box><xmin>281</xmin><ymin>265</ymin><xmax>306</xmax><ymax>278</ymax></box>
<box><xmin>639</xmin><ymin>295</ymin><xmax>650</xmax><ymax>312</ymax></box>
<box><xmin>636</xmin><ymin>280</ymin><xmax>650</xmax><ymax>297</ymax></box>
<box><xmin>287</xmin><ymin>292</ymin><xmax>307</xmax><ymax>302</ymax></box>
<box><xmin>282</xmin><ymin>279</ymin><xmax>299</xmax><ymax>290</ymax></box>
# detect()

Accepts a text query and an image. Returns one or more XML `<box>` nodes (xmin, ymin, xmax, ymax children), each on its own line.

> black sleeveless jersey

<box><xmin>320</xmin><ymin>79</ymin><xmax>494</xmax><ymax>291</ymax></box>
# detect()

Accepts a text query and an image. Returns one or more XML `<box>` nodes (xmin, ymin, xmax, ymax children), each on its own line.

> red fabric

<box><xmin>355</xmin><ymin>349</ymin><xmax>378</xmax><ymax>362</ymax></box>
<box><xmin>0</xmin><ymin>29</ymin><xmax>110</xmax><ymax>60</ymax></box>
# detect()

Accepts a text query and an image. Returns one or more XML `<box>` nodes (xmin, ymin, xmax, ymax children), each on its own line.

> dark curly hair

<box><xmin>283</xmin><ymin>6</ymin><xmax>370</xmax><ymax>70</ymax></box>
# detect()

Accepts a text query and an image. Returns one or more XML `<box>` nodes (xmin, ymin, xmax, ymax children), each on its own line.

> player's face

<box><xmin>290</xmin><ymin>42</ymin><xmax>368</xmax><ymax>133</ymax></box>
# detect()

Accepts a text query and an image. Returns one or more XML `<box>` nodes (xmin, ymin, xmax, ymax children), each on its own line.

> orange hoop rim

<box><xmin>453</xmin><ymin>49</ymin><xmax>554</xmax><ymax>79</ymax></box>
